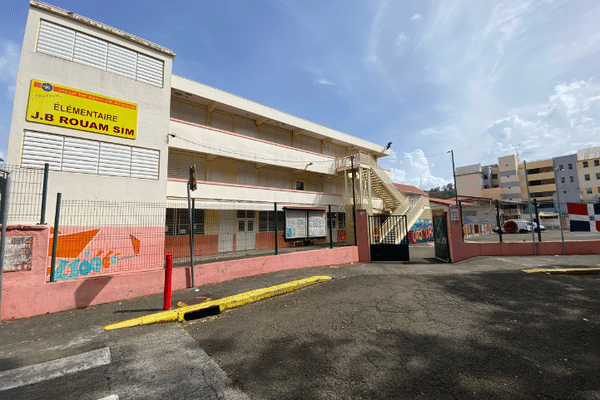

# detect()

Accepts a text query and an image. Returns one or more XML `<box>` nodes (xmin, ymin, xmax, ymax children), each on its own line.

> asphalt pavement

<box><xmin>1</xmin><ymin>244</ymin><xmax>599</xmax><ymax>399</ymax></box>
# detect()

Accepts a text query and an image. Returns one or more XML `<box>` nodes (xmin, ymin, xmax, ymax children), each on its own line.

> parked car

<box><xmin>493</xmin><ymin>219</ymin><xmax>546</xmax><ymax>234</ymax></box>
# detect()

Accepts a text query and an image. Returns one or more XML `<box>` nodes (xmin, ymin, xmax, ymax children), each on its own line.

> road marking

<box><xmin>98</xmin><ymin>395</ymin><xmax>119</xmax><ymax>400</ymax></box>
<box><xmin>105</xmin><ymin>275</ymin><xmax>332</xmax><ymax>330</ymax></box>
<box><xmin>0</xmin><ymin>347</ymin><xmax>111</xmax><ymax>391</ymax></box>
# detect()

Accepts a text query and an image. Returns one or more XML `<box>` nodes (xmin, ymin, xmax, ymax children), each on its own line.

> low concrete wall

<box><xmin>1</xmin><ymin>223</ymin><xmax>358</xmax><ymax>320</ymax></box>
<box><xmin>445</xmin><ymin>211</ymin><xmax>600</xmax><ymax>262</ymax></box>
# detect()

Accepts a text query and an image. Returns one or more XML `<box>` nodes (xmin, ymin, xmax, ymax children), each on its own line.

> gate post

<box><xmin>355</xmin><ymin>210</ymin><xmax>370</xmax><ymax>262</ymax></box>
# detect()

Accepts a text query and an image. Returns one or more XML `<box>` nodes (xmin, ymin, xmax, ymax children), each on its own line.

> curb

<box><xmin>522</xmin><ymin>268</ymin><xmax>600</xmax><ymax>275</ymax></box>
<box><xmin>104</xmin><ymin>275</ymin><xmax>332</xmax><ymax>330</ymax></box>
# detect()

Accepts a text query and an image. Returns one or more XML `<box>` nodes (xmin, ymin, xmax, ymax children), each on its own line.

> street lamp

<box><xmin>553</xmin><ymin>160</ymin><xmax>566</xmax><ymax>255</ymax></box>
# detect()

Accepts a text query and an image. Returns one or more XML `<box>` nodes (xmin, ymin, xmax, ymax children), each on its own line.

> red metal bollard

<box><xmin>163</xmin><ymin>253</ymin><xmax>173</xmax><ymax>311</ymax></box>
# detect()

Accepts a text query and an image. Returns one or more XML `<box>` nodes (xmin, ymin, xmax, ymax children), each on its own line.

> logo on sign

<box><xmin>41</xmin><ymin>83</ymin><xmax>53</xmax><ymax>92</ymax></box>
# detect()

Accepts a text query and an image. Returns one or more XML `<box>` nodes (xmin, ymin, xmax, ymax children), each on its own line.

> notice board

<box><xmin>284</xmin><ymin>208</ymin><xmax>327</xmax><ymax>240</ymax></box>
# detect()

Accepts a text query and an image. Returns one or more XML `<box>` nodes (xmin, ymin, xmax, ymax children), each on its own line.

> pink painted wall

<box><xmin>1</xmin><ymin>224</ymin><xmax>359</xmax><ymax>320</ymax></box>
<box><xmin>443</xmin><ymin>208</ymin><xmax>600</xmax><ymax>262</ymax></box>
<box><xmin>355</xmin><ymin>210</ymin><xmax>371</xmax><ymax>262</ymax></box>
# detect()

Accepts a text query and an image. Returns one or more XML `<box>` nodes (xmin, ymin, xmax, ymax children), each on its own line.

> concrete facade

<box><xmin>7</xmin><ymin>2</ymin><xmax>174</xmax><ymax>206</ymax></box>
<box><xmin>577</xmin><ymin>146</ymin><xmax>600</xmax><ymax>203</ymax></box>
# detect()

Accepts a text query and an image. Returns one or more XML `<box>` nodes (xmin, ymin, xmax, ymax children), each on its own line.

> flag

<box><xmin>567</xmin><ymin>202</ymin><xmax>600</xmax><ymax>232</ymax></box>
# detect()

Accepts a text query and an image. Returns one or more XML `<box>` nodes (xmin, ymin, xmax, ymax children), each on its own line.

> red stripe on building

<box><xmin>567</xmin><ymin>202</ymin><xmax>589</xmax><ymax>216</ymax></box>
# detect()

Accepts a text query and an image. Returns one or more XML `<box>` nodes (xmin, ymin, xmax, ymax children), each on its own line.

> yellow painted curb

<box><xmin>104</xmin><ymin>275</ymin><xmax>332</xmax><ymax>330</ymax></box>
<box><xmin>522</xmin><ymin>268</ymin><xmax>600</xmax><ymax>275</ymax></box>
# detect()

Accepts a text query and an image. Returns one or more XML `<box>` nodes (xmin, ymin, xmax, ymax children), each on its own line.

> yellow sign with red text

<box><xmin>26</xmin><ymin>80</ymin><xmax>138</xmax><ymax>139</ymax></box>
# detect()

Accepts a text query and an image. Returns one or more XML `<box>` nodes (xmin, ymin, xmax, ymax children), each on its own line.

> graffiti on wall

<box><xmin>47</xmin><ymin>228</ymin><xmax>140</xmax><ymax>281</ymax></box>
<box><xmin>408</xmin><ymin>219</ymin><xmax>433</xmax><ymax>243</ymax></box>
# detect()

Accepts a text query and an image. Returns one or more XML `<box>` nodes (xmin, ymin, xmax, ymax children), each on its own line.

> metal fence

<box><xmin>461</xmin><ymin>199</ymin><xmax>600</xmax><ymax>245</ymax></box>
<box><xmin>2</xmin><ymin>165</ymin><xmax>48</xmax><ymax>225</ymax></box>
<box><xmin>48</xmin><ymin>199</ymin><xmax>167</xmax><ymax>281</ymax></box>
<box><xmin>165</xmin><ymin>201</ymin><xmax>352</xmax><ymax>267</ymax></box>
<box><xmin>46</xmin><ymin>197</ymin><xmax>352</xmax><ymax>281</ymax></box>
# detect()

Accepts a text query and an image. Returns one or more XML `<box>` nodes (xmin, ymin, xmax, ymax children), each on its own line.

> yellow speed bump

<box><xmin>522</xmin><ymin>268</ymin><xmax>600</xmax><ymax>275</ymax></box>
<box><xmin>104</xmin><ymin>275</ymin><xmax>332</xmax><ymax>330</ymax></box>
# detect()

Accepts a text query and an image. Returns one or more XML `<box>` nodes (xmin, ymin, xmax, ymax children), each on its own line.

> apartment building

<box><xmin>454</xmin><ymin>152</ymin><xmax>588</xmax><ymax>221</ymax></box>
<box><xmin>577</xmin><ymin>146</ymin><xmax>600</xmax><ymax>203</ymax></box>
<box><xmin>7</xmin><ymin>1</ymin><xmax>427</xmax><ymax>260</ymax></box>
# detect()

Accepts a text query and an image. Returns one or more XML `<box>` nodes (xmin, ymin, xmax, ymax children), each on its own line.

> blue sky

<box><xmin>1</xmin><ymin>0</ymin><xmax>600</xmax><ymax>189</ymax></box>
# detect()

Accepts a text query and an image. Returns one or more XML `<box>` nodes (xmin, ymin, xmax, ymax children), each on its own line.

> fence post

<box><xmin>49</xmin><ymin>193</ymin><xmax>61</xmax><ymax>282</ymax></box>
<box><xmin>556</xmin><ymin>201</ymin><xmax>566</xmax><ymax>255</ymax></box>
<box><xmin>274</xmin><ymin>202</ymin><xmax>278</xmax><ymax>255</ymax></box>
<box><xmin>40</xmin><ymin>163</ymin><xmax>49</xmax><ymax>225</ymax></box>
<box><xmin>495</xmin><ymin>200</ymin><xmax>503</xmax><ymax>243</ymax></box>
<box><xmin>328</xmin><ymin>205</ymin><xmax>333</xmax><ymax>249</ymax></box>
<box><xmin>0</xmin><ymin>172</ymin><xmax>11</xmax><ymax>313</ymax></box>
<box><xmin>163</xmin><ymin>253</ymin><xmax>173</xmax><ymax>311</ymax></box>
<box><xmin>534</xmin><ymin>199</ymin><xmax>542</xmax><ymax>242</ymax></box>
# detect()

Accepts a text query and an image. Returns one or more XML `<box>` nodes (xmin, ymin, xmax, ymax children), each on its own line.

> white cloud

<box><xmin>387</xmin><ymin>149</ymin><xmax>449</xmax><ymax>190</ymax></box>
<box><xmin>316</xmin><ymin>78</ymin><xmax>335</xmax><ymax>86</ymax></box>
<box><xmin>484</xmin><ymin>79</ymin><xmax>600</xmax><ymax>161</ymax></box>
<box><xmin>0</xmin><ymin>40</ymin><xmax>20</xmax><ymax>101</ymax></box>
<box><xmin>411</xmin><ymin>13</ymin><xmax>422</xmax><ymax>21</ymax></box>
<box><xmin>395</xmin><ymin>33</ymin><xmax>407</xmax><ymax>47</ymax></box>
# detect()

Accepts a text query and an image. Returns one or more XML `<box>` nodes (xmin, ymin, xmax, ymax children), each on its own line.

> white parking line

<box><xmin>0</xmin><ymin>347</ymin><xmax>111</xmax><ymax>391</ymax></box>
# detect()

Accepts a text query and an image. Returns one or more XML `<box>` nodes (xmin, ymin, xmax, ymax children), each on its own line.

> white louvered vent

<box><xmin>21</xmin><ymin>131</ymin><xmax>159</xmax><ymax>180</ymax></box>
<box><xmin>73</xmin><ymin>31</ymin><xmax>107</xmax><ymax>70</ymax></box>
<box><xmin>62</xmin><ymin>136</ymin><xmax>99</xmax><ymax>174</ymax></box>
<box><xmin>131</xmin><ymin>147</ymin><xmax>160</xmax><ymax>179</ymax></box>
<box><xmin>22</xmin><ymin>131</ymin><xmax>64</xmax><ymax>170</ymax></box>
<box><xmin>107</xmin><ymin>43</ymin><xmax>137</xmax><ymax>80</ymax></box>
<box><xmin>136</xmin><ymin>53</ymin><xmax>163</xmax><ymax>87</ymax></box>
<box><xmin>99</xmin><ymin>142</ymin><xmax>131</xmax><ymax>177</ymax></box>
<box><xmin>36</xmin><ymin>20</ymin><xmax>163</xmax><ymax>87</ymax></box>
<box><xmin>37</xmin><ymin>20</ymin><xmax>75</xmax><ymax>61</ymax></box>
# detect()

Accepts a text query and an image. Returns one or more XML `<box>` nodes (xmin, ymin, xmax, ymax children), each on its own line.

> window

<box><xmin>483</xmin><ymin>175</ymin><xmax>488</xmax><ymax>180</ymax></box>
<box><xmin>585</xmin><ymin>174</ymin><xmax>590</xmax><ymax>181</ymax></box>
<box><xmin>258</xmin><ymin>211</ymin><xmax>285</xmax><ymax>232</ymax></box>
<box><xmin>596</xmin><ymin>173</ymin><xmax>600</xmax><ymax>180</ymax></box>
<box><xmin>568</xmin><ymin>163</ymin><xmax>573</xmax><ymax>170</ymax></box>
<box><xmin>295</xmin><ymin>181</ymin><xmax>305</xmax><ymax>190</ymax></box>
<box><xmin>561</xmin><ymin>177</ymin><xmax>565</xmax><ymax>183</ymax></box>
<box><xmin>586</xmin><ymin>188</ymin><xmax>593</xmax><ymax>194</ymax></box>
<box><xmin>595</xmin><ymin>160</ymin><xmax>600</xmax><ymax>167</ymax></box>
<box><xmin>166</xmin><ymin>208</ymin><xmax>204</xmax><ymax>236</ymax></box>
<box><xmin>570</xmin><ymin>176</ymin><xmax>574</xmax><ymax>182</ymax></box>
<box><xmin>583</xmin><ymin>161</ymin><xmax>589</xmax><ymax>168</ymax></box>
<box><xmin>558</xmin><ymin>164</ymin><xmax>564</xmax><ymax>171</ymax></box>
<box><xmin>338</xmin><ymin>213</ymin><xmax>346</xmax><ymax>229</ymax></box>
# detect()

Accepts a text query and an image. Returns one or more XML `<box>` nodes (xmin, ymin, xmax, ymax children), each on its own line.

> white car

<box><xmin>493</xmin><ymin>219</ymin><xmax>546</xmax><ymax>234</ymax></box>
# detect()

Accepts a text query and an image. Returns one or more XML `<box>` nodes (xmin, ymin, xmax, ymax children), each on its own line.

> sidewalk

<box><xmin>1</xmin><ymin>253</ymin><xmax>599</xmax><ymax>399</ymax></box>
<box><xmin>3</xmin><ymin>252</ymin><xmax>599</xmax><ymax>343</ymax></box>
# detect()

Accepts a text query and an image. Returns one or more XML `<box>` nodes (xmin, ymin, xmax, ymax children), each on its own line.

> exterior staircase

<box><xmin>336</xmin><ymin>151</ymin><xmax>429</xmax><ymax>244</ymax></box>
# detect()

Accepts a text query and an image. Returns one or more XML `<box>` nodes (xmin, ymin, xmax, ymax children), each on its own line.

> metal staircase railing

<box><xmin>337</xmin><ymin>151</ymin><xmax>430</xmax><ymax>244</ymax></box>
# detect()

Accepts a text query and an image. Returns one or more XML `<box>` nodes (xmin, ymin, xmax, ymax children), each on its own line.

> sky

<box><xmin>1</xmin><ymin>0</ymin><xmax>600</xmax><ymax>190</ymax></box>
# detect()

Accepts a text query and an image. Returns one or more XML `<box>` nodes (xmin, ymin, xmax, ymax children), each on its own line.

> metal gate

<box><xmin>369</xmin><ymin>214</ymin><xmax>409</xmax><ymax>262</ymax></box>
<box><xmin>433</xmin><ymin>213</ymin><xmax>451</xmax><ymax>262</ymax></box>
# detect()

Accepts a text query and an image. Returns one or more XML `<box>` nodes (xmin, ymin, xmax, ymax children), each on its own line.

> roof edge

<box><xmin>30</xmin><ymin>1</ymin><xmax>175</xmax><ymax>57</ymax></box>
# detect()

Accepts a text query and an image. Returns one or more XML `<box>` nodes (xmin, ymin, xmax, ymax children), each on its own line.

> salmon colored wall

<box><xmin>165</xmin><ymin>235</ymin><xmax>219</xmax><ymax>258</ymax></box>
<box><xmin>355</xmin><ymin>210</ymin><xmax>370</xmax><ymax>262</ymax></box>
<box><xmin>443</xmin><ymin>208</ymin><xmax>600</xmax><ymax>262</ymax></box>
<box><xmin>1</xmin><ymin>224</ymin><xmax>359</xmax><ymax>320</ymax></box>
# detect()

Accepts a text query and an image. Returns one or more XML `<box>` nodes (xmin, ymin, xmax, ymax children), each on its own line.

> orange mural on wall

<box><xmin>47</xmin><ymin>228</ymin><xmax>142</xmax><ymax>281</ymax></box>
